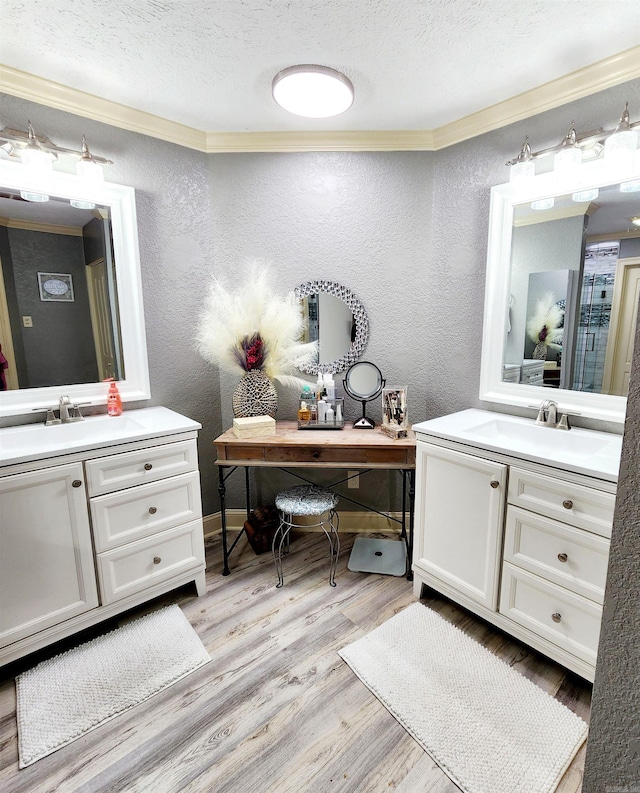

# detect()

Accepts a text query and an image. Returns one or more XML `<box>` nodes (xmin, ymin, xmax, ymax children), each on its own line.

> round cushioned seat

<box><xmin>272</xmin><ymin>484</ymin><xmax>340</xmax><ymax>588</ymax></box>
<box><xmin>275</xmin><ymin>484</ymin><xmax>339</xmax><ymax>516</ymax></box>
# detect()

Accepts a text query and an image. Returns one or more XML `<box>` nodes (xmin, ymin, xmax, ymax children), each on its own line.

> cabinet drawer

<box><xmin>91</xmin><ymin>471</ymin><xmax>203</xmax><ymax>552</ymax></box>
<box><xmin>504</xmin><ymin>506</ymin><xmax>609</xmax><ymax>603</ymax></box>
<box><xmin>85</xmin><ymin>440</ymin><xmax>199</xmax><ymax>496</ymax></box>
<box><xmin>97</xmin><ymin>519</ymin><xmax>205</xmax><ymax>604</ymax></box>
<box><xmin>499</xmin><ymin>562</ymin><xmax>602</xmax><ymax>667</ymax></box>
<box><xmin>508</xmin><ymin>467</ymin><xmax>615</xmax><ymax>538</ymax></box>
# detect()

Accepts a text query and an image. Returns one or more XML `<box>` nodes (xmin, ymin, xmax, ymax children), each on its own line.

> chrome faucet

<box><xmin>59</xmin><ymin>395</ymin><xmax>72</xmax><ymax>423</ymax></box>
<box><xmin>535</xmin><ymin>399</ymin><xmax>558</xmax><ymax>427</ymax></box>
<box><xmin>58</xmin><ymin>395</ymin><xmax>85</xmax><ymax>423</ymax></box>
<box><xmin>534</xmin><ymin>399</ymin><xmax>571</xmax><ymax>429</ymax></box>
<box><xmin>32</xmin><ymin>396</ymin><xmax>86</xmax><ymax>425</ymax></box>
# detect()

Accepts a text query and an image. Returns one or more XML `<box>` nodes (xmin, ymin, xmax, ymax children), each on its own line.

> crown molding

<box><xmin>0</xmin><ymin>215</ymin><xmax>81</xmax><ymax>235</ymax></box>
<box><xmin>0</xmin><ymin>65</ymin><xmax>207</xmax><ymax>150</ymax></box>
<box><xmin>2</xmin><ymin>44</ymin><xmax>639</xmax><ymax>154</ymax></box>
<box><xmin>433</xmin><ymin>45</ymin><xmax>640</xmax><ymax>149</ymax></box>
<box><xmin>204</xmin><ymin>129</ymin><xmax>435</xmax><ymax>152</ymax></box>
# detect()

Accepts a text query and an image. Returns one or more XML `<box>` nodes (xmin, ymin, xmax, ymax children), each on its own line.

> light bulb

<box><xmin>604</xmin><ymin>103</ymin><xmax>638</xmax><ymax>169</ymax></box>
<box><xmin>554</xmin><ymin>122</ymin><xmax>582</xmax><ymax>175</ymax></box>
<box><xmin>572</xmin><ymin>188</ymin><xmax>599</xmax><ymax>202</ymax></box>
<box><xmin>20</xmin><ymin>190</ymin><xmax>49</xmax><ymax>202</ymax></box>
<box><xmin>620</xmin><ymin>178</ymin><xmax>640</xmax><ymax>193</ymax></box>
<box><xmin>76</xmin><ymin>135</ymin><xmax>104</xmax><ymax>183</ymax></box>
<box><xmin>20</xmin><ymin>122</ymin><xmax>54</xmax><ymax>176</ymax></box>
<box><xmin>531</xmin><ymin>197</ymin><xmax>555</xmax><ymax>211</ymax></box>
<box><xmin>509</xmin><ymin>138</ymin><xmax>535</xmax><ymax>188</ymax></box>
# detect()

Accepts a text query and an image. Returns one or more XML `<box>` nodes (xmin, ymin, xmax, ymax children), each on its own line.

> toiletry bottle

<box><xmin>324</xmin><ymin>374</ymin><xmax>336</xmax><ymax>401</ymax></box>
<box><xmin>335</xmin><ymin>401</ymin><xmax>343</xmax><ymax>424</ymax></box>
<box><xmin>317</xmin><ymin>398</ymin><xmax>327</xmax><ymax>423</ymax></box>
<box><xmin>298</xmin><ymin>400</ymin><xmax>311</xmax><ymax>423</ymax></box>
<box><xmin>316</xmin><ymin>372</ymin><xmax>324</xmax><ymax>401</ymax></box>
<box><xmin>107</xmin><ymin>380</ymin><xmax>123</xmax><ymax>416</ymax></box>
<box><xmin>325</xmin><ymin>404</ymin><xmax>335</xmax><ymax>424</ymax></box>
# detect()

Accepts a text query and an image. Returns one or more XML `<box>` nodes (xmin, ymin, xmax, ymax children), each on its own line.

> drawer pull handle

<box><xmin>490</xmin><ymin>480</ymin><xmax>500</xmax><ymax>489</ymax></box>
<box><xmin>144</xmin><ymin>463</ymin><xmax>153</xmax><ymax>471</ymax></box>
<box><xmin>153</xmin><ymin>556</ymin><xmax>161</xmax><ymax>565</ymax></box>
<box><xmin>562</xmin><ymin>499</ymin><xmax>573</xmax><ymax>510</ymax></box>
<box><xmin>312</xmin><ymin>450</ymin><xmax>320</xmax><ymax>459</ymax></box>
<box><xmin>557</xmin><ymin>552</ymin><xmax>568</xmax><ymax>563</ymax></box>
<box><xmin>72</xmin><ymin>479</ymin><xmax>83</xmax><ymax>488</ymax></box>
<box><xmin>149</xmin><ymin>506</ymin><xmax>157</xmax><ymax>515</ymax></box>
<box><xmin>551</xmin><ymin>612</ymin><xmax>562</xmax><ymax>623</ymax></box>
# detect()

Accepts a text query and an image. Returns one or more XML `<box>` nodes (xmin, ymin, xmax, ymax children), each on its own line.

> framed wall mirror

<box><xmin>480</xmin><ymin>157</ymin><xmax>640</xmax><ymax>424</ymax></box>
<box><xmin>294</xmin><ymin>280</ymin><xmax>369</xmax><ymax>375</ymax></box>
<box><xmin>0</xmin><ymin>161</ymin><xmax>149</xmax><ymax>418</ymax></box>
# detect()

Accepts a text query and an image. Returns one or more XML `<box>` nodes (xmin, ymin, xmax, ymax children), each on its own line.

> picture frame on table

<box><xmin>382</xmin><ymin>387</ymin><xmax>408</xmax><ymax>429</ymax></box>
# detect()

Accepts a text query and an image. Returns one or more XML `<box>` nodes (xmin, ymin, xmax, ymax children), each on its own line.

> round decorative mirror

<box><xmin>343</xmin><ymin>361</ymin><xmax>385</xmax><ymax>429</ymax></box>
<box><xmin>294</xmin><ymin>280</ymin><xmax>368</xmax><ymax>375</ymax></box>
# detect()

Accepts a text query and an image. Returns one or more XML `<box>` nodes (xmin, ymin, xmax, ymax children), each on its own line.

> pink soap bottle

<box><xmin>107</xmin><ymin>380</ymin><xmax>123</xmax><ymax>416</ymax></box>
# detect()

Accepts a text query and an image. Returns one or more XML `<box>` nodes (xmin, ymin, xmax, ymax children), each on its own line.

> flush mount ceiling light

<box><xmin>272</xmin><ymin>65</ymin><xmax>354</xmax><ymax>118</ymax></box>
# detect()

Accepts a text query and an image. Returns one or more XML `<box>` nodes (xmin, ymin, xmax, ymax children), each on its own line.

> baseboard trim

<box><xmin>203</xmin><ymin>510</ymin><xmax>405</xmax><ymax>538</ymax></box>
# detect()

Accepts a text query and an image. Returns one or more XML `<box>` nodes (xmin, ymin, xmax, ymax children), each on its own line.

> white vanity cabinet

<box><xmin>86</xmin><ymin>440</ymin><xmax>204</xmax><ymax>605</ymax></box>
<box><xmin>0</xmin><ymin>408</ymin><xmax>207</xmax><ymax>667</ymax></box>
<box><xmin>412</xmin><ymin>411</ymin><xmax>620</xmax><ymax>681</ymax></box>
<box><xmin>0</xmin><ymin>463</ymin><xmax>99</xmax><ymax>649</ymax></box>
<box><xmin>413</xmin><ymin>443</ymin><xmax>507</xmax><ymax>610</ymax></box>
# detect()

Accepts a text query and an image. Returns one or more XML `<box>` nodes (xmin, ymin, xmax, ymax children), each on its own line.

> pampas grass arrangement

<box><xmin>526</xmin><ymin>292</ymin><xmax>564</xmax><ymax>350</ymax></box>
<box><xmin>195</xmin><ymin>260</ymin><xmax>317</xmax><ymax>392</ymax></box>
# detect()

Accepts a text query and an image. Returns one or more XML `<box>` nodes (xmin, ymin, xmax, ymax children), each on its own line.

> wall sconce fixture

<box><xmin>272</xmin><ymin>65</ymin><xmax>354</xmax><ymax>118</ymax></box>
<box><xmin>0</xmin><ymin>121</ymin><xmax>113</xmax><ymax>202</ymax></box>
<box><xmin>507</xmin><ymin>102</ymin><xmax>639</xmax><ymax>189</ymax></box>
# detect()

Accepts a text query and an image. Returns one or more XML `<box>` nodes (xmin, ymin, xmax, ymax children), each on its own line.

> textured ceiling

<box><xmin>1</xmin><ymin>0</ymin><xmax>640</xmax><ymax>133</ymax></box>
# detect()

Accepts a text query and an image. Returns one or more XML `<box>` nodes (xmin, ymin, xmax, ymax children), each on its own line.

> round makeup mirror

<box><xmin>343</xmin><ymin>361</ymin><xmax>385</xmax><ymax>429</ymax></box>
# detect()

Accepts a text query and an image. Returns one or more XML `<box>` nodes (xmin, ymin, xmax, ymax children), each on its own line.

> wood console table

<box><xmin>213</xmin><ymin>421</ymin><xmax>416</xmax><ymax>580</ymax></box>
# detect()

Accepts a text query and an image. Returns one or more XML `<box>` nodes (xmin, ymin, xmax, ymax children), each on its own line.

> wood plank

<box><xmin>0</xmin><ymin>532</ymin><xmax>590</xmax><ymax>793</ymax></box>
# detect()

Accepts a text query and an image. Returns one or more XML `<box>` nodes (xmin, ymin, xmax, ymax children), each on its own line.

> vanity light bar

<box><xmin>0</xmin><ymin>123</ymin><xmax>113</xmax><ymax>166</ymax></box>
<box><xmin>506</xmin><ymin>102</ymin><xmax>638</xmax><ymax>173</ymax></box>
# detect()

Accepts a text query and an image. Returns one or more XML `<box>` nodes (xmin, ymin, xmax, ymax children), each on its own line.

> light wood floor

<box><xmin>0</xmin><ymin>531</ymin><xmax>591</xmax><ymax>793</ymax></box>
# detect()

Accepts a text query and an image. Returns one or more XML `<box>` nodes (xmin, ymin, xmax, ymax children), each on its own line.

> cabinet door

<box><xmin>0</xmin><ymin>463</ymin><xmax>99</xmax><ymax>648</ymax></box>
<box><xmin>413</xmin><ymin>442</ymin><xmax>507</xmax><ymax>609</ymax></box>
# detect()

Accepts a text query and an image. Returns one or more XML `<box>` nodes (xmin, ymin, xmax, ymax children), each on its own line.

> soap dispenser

<box><xmin>107</xmin><ymin>380</ymin><xmax>123</xmax><ymax>416</ymax></box>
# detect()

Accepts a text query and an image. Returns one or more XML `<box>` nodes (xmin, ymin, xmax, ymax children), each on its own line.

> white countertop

<box><xmin>0</xmin><ymin>407</ymin><xmax>201</xmax><ymax>467</ymax></box>
<box><xmin>413</xmin><ymin>409</ymin><xmax>622</xmax><ymax>483</ymax></box>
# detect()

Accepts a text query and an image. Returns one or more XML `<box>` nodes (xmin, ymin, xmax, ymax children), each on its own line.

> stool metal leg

<box><xmin>272</xmin><ymin>512</ymin><xmax>292</xmax><ymax>588</ymax></box>
<box><xmin>319</xmin><ymin>509</ymin><xmax>340</xmax><ymax>587</ymax></box>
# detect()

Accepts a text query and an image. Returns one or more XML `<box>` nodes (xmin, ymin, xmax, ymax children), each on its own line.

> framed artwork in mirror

<box><xmin>38</xmin><ymin>272</ymin><xmax>74</xmax><ymax>302</ymax></box>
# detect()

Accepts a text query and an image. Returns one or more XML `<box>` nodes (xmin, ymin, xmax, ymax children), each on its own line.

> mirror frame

<box><xmin>294</xmin><ymin>280</ymin><xmax>368</xmax><ymax>375</ymax></box>
<box><xmin>480</xmin><ymin>157</ymin><xmax>640</xmax><ymax>425</ymax></box>
<box><xmin>0</xmin><ymin>160</ymin><xmax>150</xmax><ymax>418</ymax></box>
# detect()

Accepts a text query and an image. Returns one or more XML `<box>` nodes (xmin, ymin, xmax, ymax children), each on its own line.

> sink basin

<box><xmin>0</xmin><ymin>414</ymin><xmax>145</xmax><ymax>451</ymax></box>
<box><xmin>412</xmin><ymin>408</ymin><xmax>622</xmax><ymax>482</ymax></box>
<box><xmin>466</xmin><ymin>418</ymin><xmax>612</xmax><ymax>457</ymax></box>
<box><xmin>0</xmin><ymin>407</ymin><xmax>201</xmax><ymax>466</ymax></box>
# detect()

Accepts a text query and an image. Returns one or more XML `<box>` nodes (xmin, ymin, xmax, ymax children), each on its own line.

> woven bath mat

<box><xmin>339</xmin><ymin>602</ymin><xmax>587</xmax><ymax>793</ymax></box>
<box><xmin>16</xmin><ymin>604</ymin><xmax>211</xmax><ymax>767</ymax></box>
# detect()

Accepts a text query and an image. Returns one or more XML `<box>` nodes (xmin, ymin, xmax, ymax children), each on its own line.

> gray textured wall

<box><xmin>2</xmin><ymin>78</ymin><xmax>640</xmax><ymax>786</ymax></box>
<box><xmin>7</xmin><ymin>227</ymin><xmax>97</xmax><ymax>387</ymax></box>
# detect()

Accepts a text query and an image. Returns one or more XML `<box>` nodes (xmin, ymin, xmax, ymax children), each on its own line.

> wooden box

<box><xmin>232</xmin><ymin>415</ymin><xmax>277</xmax><ymax>439</ymax></box>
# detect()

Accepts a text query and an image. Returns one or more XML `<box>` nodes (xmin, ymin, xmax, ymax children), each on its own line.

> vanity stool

<box><xmin>272</xmin><ymin>484</ymin><xmax>340</xmax><ymax>588</ymax></box>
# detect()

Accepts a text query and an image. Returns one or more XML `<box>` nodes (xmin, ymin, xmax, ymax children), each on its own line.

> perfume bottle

<box><xmin>298</xmin><ymin>400</ymin><xmax>311</xmax><ymax>423</ymax></box>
